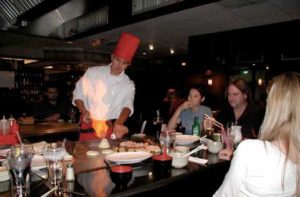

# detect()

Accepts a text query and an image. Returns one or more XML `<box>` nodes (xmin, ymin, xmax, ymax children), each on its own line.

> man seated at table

<box><xmin>32</xmin><ymin>83</ymin><xmax>68</xmax><ymax>123</ymax></box>
<box><xmin>217</xmin><ymin>79</ymin><xmax>264</xmax><ymax>160</ymax></box>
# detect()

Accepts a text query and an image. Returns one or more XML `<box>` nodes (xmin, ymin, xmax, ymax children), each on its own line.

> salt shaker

<box><xmin>66</xmin><ymin>163</ymin><xmax>75</xmax><ymax>181</ymax></box>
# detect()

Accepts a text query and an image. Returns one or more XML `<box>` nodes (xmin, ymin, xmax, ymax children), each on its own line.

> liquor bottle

<box><xmin>192</xmin><ymin>116</ymin><xmax>201</xmax><ymax>136</ymax></box>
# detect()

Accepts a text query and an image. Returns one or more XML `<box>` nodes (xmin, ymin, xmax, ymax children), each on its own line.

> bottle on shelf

<box><xmin>192</xmin><ymin>116</ymin><xmax>201</xmax><ymax>137</ymax></box>
<box><xmin>0</xmin><ymin>115</ymin><xmax>10</xmax><ymax>135</ymax></box>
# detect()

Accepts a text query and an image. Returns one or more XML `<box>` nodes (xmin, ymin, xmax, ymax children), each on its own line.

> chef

<box><xmin>73</xmin><ymin>32</ymin><xmax>140</xmax><ymax>140</ymax></box>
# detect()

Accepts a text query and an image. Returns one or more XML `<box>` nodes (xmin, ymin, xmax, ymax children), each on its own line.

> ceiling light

<box><xmin>266</xmin><ymin>66</ymin><xmax>270</xmax><ymax>70</ymax></box>
<box><xmin>170</xmin><ymin>48</ymin><xmax>175</xmax><ymax>54</ymax></box>
<box><xmin>44</xmin><ymin>66</ymin><xmax>53</xmax><ymax>69</ymax></box>
<box><xmin>208</xmin><ymin>79</ymin><xmax>213</xmax><ymax>86</ymax></box>
<box><xmin>181</xmin><ymin>62</ymin><xmax>187</xmax><ymax>66</ymax></box>
<box><xmin>258</xmin><ymin>78</ymin><xmax>263</xmax><ymax>86</ymax></box>
<box><xmin>24</xmin><ymin>59</ymin><xmax>38</xmax><ymax>64</ymax></box>
<box><xmin>142</xmin><ymin>52</ymin><xmax>147</xmax><ymax>55</ymax></box>
<box><xmin>149</xmin><ymin>44</ymin><xmax>154</xmax><ymax>50</ymax></box>
<box><xmin>243</xmin><ymin>70</ymin><xmax>249</xmax><ymax>74</ymax></box>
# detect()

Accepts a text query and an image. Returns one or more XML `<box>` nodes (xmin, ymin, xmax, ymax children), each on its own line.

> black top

<box><xmin>32</xmin><ymin>99</ymin><xmax>69</xmax><ymax>122</ymax></box>
<box><xmin>217</xmin><ymin>103</ymin><xmax>265</xmax><ymax>139</ymax></box>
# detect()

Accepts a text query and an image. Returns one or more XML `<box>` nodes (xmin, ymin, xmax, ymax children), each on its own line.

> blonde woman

<box><xmin>214</xmin><ymin>72</ymin><xmax>299</xmax><ymax>196</ymax></box>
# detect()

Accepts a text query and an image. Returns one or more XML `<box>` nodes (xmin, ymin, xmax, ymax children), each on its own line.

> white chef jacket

<box><xmin>214</xmin><ymin>140</ymin><xmax>297</xmax><ymax>197</ymax></box>
<box><xmin>72</xmin><ymin>64</ymin><xmax>135</xmax><ymax>120</ymax></box>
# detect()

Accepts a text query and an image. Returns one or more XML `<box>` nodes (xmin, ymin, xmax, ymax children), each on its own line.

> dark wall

<box><xmin>188</xmin><ymin>19</ymin><xmax>300</xmax><ymax>74</ymax></box>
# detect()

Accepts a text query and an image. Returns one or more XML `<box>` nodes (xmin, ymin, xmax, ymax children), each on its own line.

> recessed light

<box><xmin>181</xmin><ymin>62</ymin><xmax>187</xmax><ymax>66</ymax></box>
<box><xmin>170</xmin><ymin>48</ymin><xmax>175</xmax><ymax>54</ymax></box>
<box><xmin>149</xmin><ymin>44</ymin><xmax>154</xmax><ymax>50</ymax></box>
<box><xmin>142</xmin><ymin>52</ymin><xmax>147</xmax><ymax>55</ymax></box>
<box><xmin>44</xmin><ymin>66</ymin><xmax>53</xmax><ymax>69</ymax></box>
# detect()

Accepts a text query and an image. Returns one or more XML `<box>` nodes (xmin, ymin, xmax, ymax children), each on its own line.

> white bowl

<box><xmin>170</xmin><ymin>152</ymin><xmax>189</xmax><ymax>168</ymax></box>
<box><xmin>207</xmin><ymin>141</ymin><xmax>223</xmax><ymax>154</ymax></box>
<box><xmin>174</xmin><ymin>146</ymin><xmax>190</xmax><ymax>154</ymax></box>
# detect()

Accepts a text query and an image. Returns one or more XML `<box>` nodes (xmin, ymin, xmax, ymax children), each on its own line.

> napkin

<box><xmin>31</xmin><ymin>155</ymin><xmax>46</xmax><ymax>171</ymax></box>
<box><xmin>33</xmin><ymin>141</ymin><xmax>47</xmax><ymax>155</ymax></box>
<box><xmin>188</xmin><ymin>156</ymin><xmax>208</xmax><ymax>165</ymax></box>
<box><xmin>0</xmin><ymin>166</ymin><xmax>9</xmax><ymax>182</ymax></box>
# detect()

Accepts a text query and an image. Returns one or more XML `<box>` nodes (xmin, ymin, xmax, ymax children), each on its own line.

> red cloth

<box><xmin>0</xmin><ymin>134</ymin><xmax>18</xmax><ymax>145</ymax></box>
<box><xmin>113</xmin><ymin>32</ymin><xmax>140</xmax><ymax>63</ymax></box>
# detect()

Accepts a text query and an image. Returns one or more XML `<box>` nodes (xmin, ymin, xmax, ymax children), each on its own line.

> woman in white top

<box><xmin>214</xmin><ymin>72</ymin><xmax>300</xmax><ymax>196</ymax></box>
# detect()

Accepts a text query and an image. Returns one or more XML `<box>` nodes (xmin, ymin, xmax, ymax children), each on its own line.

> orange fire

<box><xmin>92</xmin><ymin>120</ymin><xmax>109</xmax><ymax>138</ymax></box>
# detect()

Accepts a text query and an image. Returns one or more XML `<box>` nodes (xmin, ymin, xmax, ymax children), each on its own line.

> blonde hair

<box><xmin>259</xmin><ymin>72</ymin><xmax>300</xmax><ymax>195</ymax></box>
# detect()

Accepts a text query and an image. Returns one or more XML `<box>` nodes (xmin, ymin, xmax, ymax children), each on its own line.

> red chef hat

<box><xmin>113</xmin><ymin>32</ymin><xmax>140</xmax><ymax>64</ymax></box>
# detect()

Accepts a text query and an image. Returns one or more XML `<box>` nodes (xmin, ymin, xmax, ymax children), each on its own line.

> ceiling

<box><xmin>0</xmin><ymin>0</ymin><xmax>300</xmax><ymax>66</ymax></box>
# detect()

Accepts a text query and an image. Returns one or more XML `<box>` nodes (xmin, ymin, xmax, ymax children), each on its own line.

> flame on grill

<box><xmin>92</xmin><ymin>120</ymin><xmax>109</xmax><ymax>138</ymax></box>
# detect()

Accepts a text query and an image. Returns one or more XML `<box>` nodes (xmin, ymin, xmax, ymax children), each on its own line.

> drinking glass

<box><xmin>6</xmin><ymin>144</ymin><xmax>34</xmax><ymax>197</ymax></box>
<box><xmin>43</xmin><ymin>142</ymin><xmax>65</xmax><ymax>186</ymax></box>
<box><xmin>225</xmin><ymin>130</ymin><xmax>235</xmax><ymax>149</ymax></box>
<box><xmin>153</xmin><ymin>117</ymin><xmax>163</xmax><ymax>140</ymax></box>
<box><xmin>159</xmin><ymin>130</ymin><xmax>176</xmax><ymax>155</ymax></box>
<box><xmin>203</xmin><ymin>119</ymin><xmax>214</xmax><ymax>139</ymax></box>
<box><xmin>231</xmin><ymin>125</ymin><xmax>242</xmax><ymax>145</ymax></box>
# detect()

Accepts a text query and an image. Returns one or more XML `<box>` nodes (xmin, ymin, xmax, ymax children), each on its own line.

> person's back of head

<box><xmin>259</xmin><ymin>72</ymin><xmax>300</xmax><ymax>194</ymax></box>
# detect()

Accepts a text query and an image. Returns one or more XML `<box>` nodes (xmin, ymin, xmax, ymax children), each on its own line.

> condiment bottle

<box><xmin>66</xmin><ymin>163</ymin><xmax>75</xmax><ymax>181</ymax></box>
<box><xmin>0</xmin><ymin>115</ymin><xmax>9</xmax><ymax>135</ymax></box>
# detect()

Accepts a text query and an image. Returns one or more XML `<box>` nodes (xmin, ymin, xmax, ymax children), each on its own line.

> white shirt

<box><xmin>72</xmin><ymin>65</ymin><xmax>135</xmax><ymax>120</ymax></box>
<box><xmin>214</xmin><ymin>140</ymin><xmax>297</xmax><ymax>197</ymax></box>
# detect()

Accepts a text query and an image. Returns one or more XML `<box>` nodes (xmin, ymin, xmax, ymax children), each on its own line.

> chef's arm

<box><xmin>114</xmin><ymin>107</ymin><xmax>131</xmax><ymax>126</ymax></box>
<box><xmin>74</xmin><ymin>99</ymin><xmax>90</xmax><ymax>122</ymax></box>
<box><xmin>113</xmin><ymin>107</ymin><xmax>131</xmax><ymax>138</ymax></box>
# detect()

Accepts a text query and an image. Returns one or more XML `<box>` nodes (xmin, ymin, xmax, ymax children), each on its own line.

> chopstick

<box><xmin>204</xmin><ymin>114</ymin><xmax>223</xmax><ymax>129</ymax></box>
<box><xmin>204</xmin><ymin>114</ymin><xmax>231</xmax><ymax>148</ymax></box>
<box><xmin>41</xmin><ymin>186</ymin><xmax>58</xmax><ymax>197</ymax></box>
<box><xmin>183</xmin><ymin>144</ymin><xmax>205</xmax><ymax>157</ymax></box>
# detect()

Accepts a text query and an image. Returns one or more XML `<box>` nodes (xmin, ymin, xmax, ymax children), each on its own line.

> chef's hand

<box><xmin>81</xmin><ymin>111</ymin><xmax>91</xmax><ymax>124</ymax></box>
<box><xmin>218</xmin><ymin>148</ymin><xmax>234</xmax><ymax>161</ymax></box>
<box><xmin>113</xmin><ymin>123</ymin><xmax>128</xmax><ymax>139</ymax></box>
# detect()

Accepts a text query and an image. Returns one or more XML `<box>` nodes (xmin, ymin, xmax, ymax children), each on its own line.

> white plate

<box><xmin>176</xmin><ymin>135</ymin><xmax>200</xmax><ymax>145</ymax></box>
<box><xmin>105</xmin><ymin>152</ymin><xmax>152</xmax><ymax>164</ymax></box>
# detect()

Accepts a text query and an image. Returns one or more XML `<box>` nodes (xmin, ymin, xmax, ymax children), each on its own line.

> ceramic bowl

<box><xmin>207</xmin><ymin>141</ymin><xmax>223</xmax><ymax>154</ymax></box>
<box><xmin>170</xmin><ymin>152</ymin><xmax>189</xmax><ymax>168</ymax></box>
<box><xmin>152</xmin><ymin>155</ymin><xmax>172</xmax><ymax>179</ymax></box>
<box><xmin>174</xmin><ymin>146</ymin><xmax>190</xmax><ymax>154</ymax></box>
<box><xmin>110</xmin><ymin>165</ymin><xmax>133</xmax><ymax>186</ymax></box>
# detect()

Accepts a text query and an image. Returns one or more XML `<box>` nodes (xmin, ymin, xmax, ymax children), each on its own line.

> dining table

<box><xmin>0</xmin><ymin>135</ymin><xmax>230</xmax><ymax>197</ymax></box>
<box><xmin>71</xmin><ymin>137</ymin><xmax>230</xmax><ymax>196</ymax></box>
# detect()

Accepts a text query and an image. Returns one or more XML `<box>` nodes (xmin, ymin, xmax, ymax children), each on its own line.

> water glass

<box><xmin>7</xmin><ymin>144</ymin><xmax>34</xmax><ymax>197</ymax></box>
<box><xmin>43</xmin><ymin>142</ymin><xmax>65</xmax><ymax>186</ymax></box>
<box><xmin>159</xmin><ymin>130</ymin><xmax>176</xmax><ymax>155</ymax></box>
